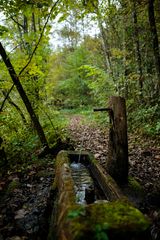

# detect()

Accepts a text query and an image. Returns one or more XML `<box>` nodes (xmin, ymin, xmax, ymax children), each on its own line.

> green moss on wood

<box><xmin>64</xmin><ymin>200</ymin><xmax>150</xmax><ymax>240</ymax></box>
<box><xmin>88</xmin><ymin>200</ymin><xmax>149</xmax><ymax>232</ymax></box>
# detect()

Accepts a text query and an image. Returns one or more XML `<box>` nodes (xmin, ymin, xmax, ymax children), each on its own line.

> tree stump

<box><xmin>107</xmin><ymin>96</ymin><xmax>128</xmax><ymax>185</ymax></box>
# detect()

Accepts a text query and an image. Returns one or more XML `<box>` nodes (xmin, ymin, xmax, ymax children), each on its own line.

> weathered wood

<box><xmin>107</xmin><ymin>96</ymin><xmax>128</xmax><ymax>185</ymax></box>
<box><xmin>89</xmin><ymin>162</ymin><xmax>124</xmax><ymax>201</ymax></box>
<box><xmin>49</xmin><ymin>151</ymin><xmax>150</xmax><ymax>240</ymax></box>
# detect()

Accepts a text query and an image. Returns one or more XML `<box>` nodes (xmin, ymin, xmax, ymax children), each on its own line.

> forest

<box><xmin>0</xmin><ymin>0</ymin><xmax>160</xmax><ymax>240</ymax></box>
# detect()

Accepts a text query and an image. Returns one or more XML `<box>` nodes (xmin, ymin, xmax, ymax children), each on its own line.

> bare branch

<box><xmin>10</xmin><ymin>16</ymin><xmax>24</xmax><ymax>29</ymax></box>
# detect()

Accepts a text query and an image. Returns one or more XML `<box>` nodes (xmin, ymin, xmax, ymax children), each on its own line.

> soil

<box><xmin>0</xmin><ymin>157</ymin><xmax>55</xmax><ymax>240</ymax></box>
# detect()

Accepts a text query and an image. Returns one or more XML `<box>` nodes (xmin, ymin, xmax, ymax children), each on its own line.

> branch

<box><xmin>9</xmin><ymin>43</ymin><xmax>23</xmax><ymax>54</ymax></box>
<box><xmin>10</xmin><ymin>16</ymin><xmax>24</xmax><ymax>29</ymax></box>
<box><xmin>0</xmin><ymin>13</ymin><xmax>17</xmax><ymax>22</ymax></box>
<box><xmin>0</xmin><ymin>0</ymin><xmax>61</xmax><ymax>111</ymax></box>
<box><xmin>18</xmin><ymin>0</ymin><xmax>61</xmax><ymax>76</ymax></box>
<box><xmin>2</xmin><ymin>90</ymin><xmax>27</xmax><ymax>124</ymax></box>
<box><xmin>0</xmin><ymin>84</ymin><xmax>15</xmax><ymax>112</ymax></box>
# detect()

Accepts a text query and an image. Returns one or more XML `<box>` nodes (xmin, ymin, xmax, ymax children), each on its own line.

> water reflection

<box><xmin>70</xmin><ymin>162</ymin><xmax>94</xmax><ymax>204</ymax></box>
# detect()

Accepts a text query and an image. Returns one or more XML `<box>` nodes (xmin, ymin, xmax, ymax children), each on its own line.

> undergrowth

<box><xmin>60</xmin><ymin>107</ymin><xmax>110</xmax><ymax>127</ymax></box>
<box><xmin>127</xmin><ymin>103</ymin><xmax>160</xmax><ymax>140</ymax></box>
<box><xmin>0</xmin><ymin>107</ymin><xmax>68</xmax><ymax>173</ymax></box>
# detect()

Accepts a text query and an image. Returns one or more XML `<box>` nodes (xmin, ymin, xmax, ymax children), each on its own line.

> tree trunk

<box><xmin>0</xmin><ymin>42</ymin><xmax>49</xmax><ymax>148</ymax></box>
<box><xmin>107</xmin><ymin>96</ymin><xmax>128</xmax><ymax>185</ymax></box>
<box><xmin>32</xmin><ymin>12</ymin><xmax>37</xmax><ymax>33</ymax></box>
<box><xmin>148</xmin><ymin>0</ymin><xmax>160</xmax><ymax>92</ymax></box>
<box><xmin>23</xmin><ymin>15</ymin><xmax>28</xmax><ymax>33</ymax></box>
<box><xmin>98</xmin><ymin>17</ymin><xmax>112</xmax><ymax>74</ymax></box>
<box><xmin>132</xmin><ymin>1</ymin><xmax>143</xmax><ymax>96</ymax></box>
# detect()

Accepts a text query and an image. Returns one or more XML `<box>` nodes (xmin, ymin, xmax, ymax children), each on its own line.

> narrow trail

<box><xmin>68</xmin><ymin>115</ymin><xmax>109</xmax><ymax>168</ymax></box>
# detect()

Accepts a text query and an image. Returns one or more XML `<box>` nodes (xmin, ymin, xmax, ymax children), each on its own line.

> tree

<box><xmin>132</xmin><ymin>0</ymin><xmax>143</xmax><ymax>96</ymax></box>
<box><xmin>0</xmin><ymin>42</ymin><xmax>49</xmax><ymax>148</ymax></box>
<box><xmin>2</xmin><ymin>90</ymin><xmax>27</xmax><ymax>125</ymax></box>
<box><xmin>148</xmin><ymin>0</ymin><xmax>160</xmax><ymax>93</ymax></box>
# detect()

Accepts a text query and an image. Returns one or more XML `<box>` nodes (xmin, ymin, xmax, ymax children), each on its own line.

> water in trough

<box><xmin>70</xmin><ymin>161</ymin><xmax>106</xmax><ymax>204</ymax></box>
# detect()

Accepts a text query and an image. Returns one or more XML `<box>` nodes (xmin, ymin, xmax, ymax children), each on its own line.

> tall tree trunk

<box><xmin>132</xmin><ymin>1</ymin><xmax>143</xmax><ymax>96</ymax></box>
<box><xmin>122</xmin><ymin>29</ymin><xmax>129</xmax><ymax>99</ymax></box>
<box><xmin>38</xmin><ymin>17</ymin><xmax>42</xmax><ymax>31</ymax></box>
<box><xmin>98</xmin><ymin>17</ymin><xmax>112</xmax><ymax>73</ymax></box>
<box><xmin>23</xmin><ymin>15</ymin><xmax>31</xmax><ymax>55</ymax></box>
<box><xmin>17</xmin><ymin>23</ymin><xmax>25</xmax><ymax>51</ymax></box>
<box><xmin>23</xmin><ymin>15</ymin><xmax>28</xmax><ymax>33</ymax></box>
<box><xmin>0</xmin><ymin>42</ymin><xmax>49</xmax><ymax>148</ymax></box>
<box><xmin>148</xmin><ymin>0</ymin><xmax>160</xmax><ymax>93</ymax></box>
<box><xmin>32</xmin><ymin>12</ymin><xmax>37</xmax><ymax>33</ymax></box>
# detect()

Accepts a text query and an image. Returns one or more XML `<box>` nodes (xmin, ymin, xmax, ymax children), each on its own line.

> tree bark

<box><xmin>107</xmin><ymin>96</ymin><xmax>128</xmax><ymax>185</ymax></box>
<box><xmin>132</xmin><ymin>1</ymin><xmax>143</xmax><ymax>95</ymax></box>
<box><xmin>23</xmin><ymin>15</ymin><xmax>28</xmax><ymax>34</ymax></box>
<box><xmin>98</xmin><ymin>16</ymin><xmax>112</xmax><ymax>73</ymax></box>
<box><xmin>0</xmin><ymin>42</ymin><xmax>49</xmax><ymax>148</ymax></box>
<box><xmin>32</xmin><ymin>12</ymin><xmax>37</xmax><ymax>33</ymax></box>
<box><xmin>148</xmin><ymin>0</ymin><xmax>160</xmax><ymax>92</ymax></box>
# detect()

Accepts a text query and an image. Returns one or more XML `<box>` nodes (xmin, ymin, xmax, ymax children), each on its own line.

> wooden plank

<box><xmin>107</xmin><ymin>96</ymin><xmax>128</xmax><ymax>185</ymax></box>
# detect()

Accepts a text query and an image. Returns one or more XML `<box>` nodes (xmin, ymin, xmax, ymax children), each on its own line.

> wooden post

<box><xmin>107</xmin><ymin>96</ymin><xmax>128</xmax><ymax>185</ymax></box>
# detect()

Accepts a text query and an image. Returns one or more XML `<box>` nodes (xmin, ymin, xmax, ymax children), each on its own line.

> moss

<box><xmin>64</xmin><ymin>200</ymin><xmax>150</xmax><ymax>240</ymax></box>
<box><xmin>67</xmin><ymin>205</ymin><xmax>86</xmax><ymax>219</ymax></box>
<box><xmin>88</xmin><ymin>200</ymin><xmax>150</xmax><ymax>232</ymax></box>
<box><xmin>65</xmin><ymin>205</ymin><xmax>89</xmax><ymax>240</ymax></box>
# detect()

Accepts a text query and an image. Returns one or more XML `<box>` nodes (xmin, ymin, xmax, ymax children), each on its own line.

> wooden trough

<box><xmin>48</xmin><ymin>150</ymin><xmax>150</xmax><ymax>240</ymax></box>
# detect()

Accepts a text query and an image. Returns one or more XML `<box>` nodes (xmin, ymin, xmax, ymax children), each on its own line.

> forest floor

<box><xmin>0</xmin><ymin>114</ymin><xmax>160</xmax><ymax>240</ymax></box>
